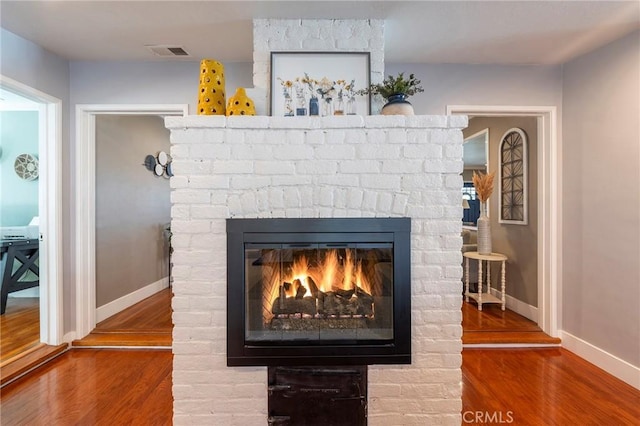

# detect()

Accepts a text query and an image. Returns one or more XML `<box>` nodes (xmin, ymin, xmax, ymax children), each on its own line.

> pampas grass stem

<box><xmin>472</xmin><ymin>171</ymin><xmax>496</xmax><ymax>202</ymax></box>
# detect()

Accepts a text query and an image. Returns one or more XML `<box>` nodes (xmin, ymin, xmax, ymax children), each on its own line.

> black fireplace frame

<box><xmin>227</xmin><ymin>217</ymin><xmax>411</xmax><ymax>367</ymax></box>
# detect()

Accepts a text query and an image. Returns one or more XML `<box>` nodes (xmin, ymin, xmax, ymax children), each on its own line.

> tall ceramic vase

<box><xmin>197</xmin><ymin>59</ymin><xmax>225</xmax><ymax>115</ymax></box>
<box><xmin>477</xmin><ymin>201</ymin><xmax>492</xmax><ymax>255</ymax></box>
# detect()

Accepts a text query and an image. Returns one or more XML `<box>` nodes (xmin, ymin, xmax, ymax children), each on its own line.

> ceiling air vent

<box><xmin>145</xmin><ymin>45</ymin><xmax>190</xmax><ymax>57</ymax></box>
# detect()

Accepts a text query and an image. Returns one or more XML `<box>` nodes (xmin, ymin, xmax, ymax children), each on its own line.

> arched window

<box><xmin>499</xmin><ymin>128</ymin><xmax>527</xmax><ymax>225</ymax></box>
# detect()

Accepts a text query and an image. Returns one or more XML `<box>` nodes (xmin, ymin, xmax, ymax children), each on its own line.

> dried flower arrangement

<box><xmin>472</xmin><ymin>171</ymin><xmax>496</xmax><ymax>202</ymax></box>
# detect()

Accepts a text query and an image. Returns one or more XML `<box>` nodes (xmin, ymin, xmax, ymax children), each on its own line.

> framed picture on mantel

<box><xmin>270</xmin><ymin>51</ymin><xmax>371</xmax><ymax>117</ymax></box>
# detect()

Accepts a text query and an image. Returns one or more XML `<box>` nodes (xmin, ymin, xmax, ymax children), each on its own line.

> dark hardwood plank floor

<box><xmin>462</xmin><ymin>348</ymin><xmax>640</xmax><ymax>425</ymax></box>
<box><xmin>73</xmin><ymin>288</ymin><xmax>173</xmax><ymax>347</ymax></box>
<box><xmin>0</xmin><ymin>297</ymin><xmax>39</xmax><ymax>363</ymax></box>
<box><xmin>0</xmin><ymin>349</ymin><xmax>173</xmax><ymax>425</ymax></box>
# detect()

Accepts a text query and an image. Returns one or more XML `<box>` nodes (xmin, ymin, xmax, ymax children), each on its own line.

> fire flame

<box><xmin>287</xmin><ymin>255</ymin><xmax>312</xmax><ymax>297</ymax></box>
<box><xmin>267</xmin><ymin>248</ymin><xmax>373</xmax><ymax>307</ymax></box>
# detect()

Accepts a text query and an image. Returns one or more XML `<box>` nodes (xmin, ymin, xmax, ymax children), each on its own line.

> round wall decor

<box><xmin>144</xmin><ymin>154</ymin><xmax>157</xmax><ymax>171</ymax></box>
<box><xmin>144</xmin><ymin>151</ymin><xmax>172</xmax><ymax>178</ymax></box>
<box><xmin>14</xmin><ymin>153</ymin><xmax>39</xmax><ymax>181</ymax></box>
<box><xmin>154</xmin><ymin>163</ymin><xmax>165</xmax><ymax>176</ymax></box>
<box><xmin>157</xmin><ymin>151</ymin><xmax>169</xmax><ymax>166</ymax></box>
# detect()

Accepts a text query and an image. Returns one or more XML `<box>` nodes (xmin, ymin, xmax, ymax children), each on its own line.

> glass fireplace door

<box><xmin>245</xmin><ymin>243</ymin><xmax>394</xmax><ymax>343</ymax></box>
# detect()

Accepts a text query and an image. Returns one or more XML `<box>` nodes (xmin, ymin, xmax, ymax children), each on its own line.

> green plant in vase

<box><xmin>359</xmin><ymin>72</ymin><xmax>424</xmax><ymax>115</ymax></box>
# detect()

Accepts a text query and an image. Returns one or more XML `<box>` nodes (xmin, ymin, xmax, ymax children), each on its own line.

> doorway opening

<box><xmin>448</xmin><ymin>105</ymin><xmax>560</xmax><ymax>341</ymax></box>
<box><xmin>0</xmin><ymin>75</ymin><xmax>63</xmax><ymax>358</ymax></box>
<box><xmin>74</xmin><ymin>104</ymin><xmax>187</xmax><ymax>339</ymax></box>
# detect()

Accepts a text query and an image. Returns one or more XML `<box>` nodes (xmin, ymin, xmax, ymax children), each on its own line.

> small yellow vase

<box><xmin>197</xmin><ymin>59</ymin><xmax>225</xmax><ymax>115</ymax></box>
<box><xmin>226</xmin><ymin>88</ymin><xmax>256</xmax><ymax>116</ymax></box>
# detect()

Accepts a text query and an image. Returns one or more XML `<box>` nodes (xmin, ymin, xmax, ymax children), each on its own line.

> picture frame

<box><xmin>270</xmin><ymin>51</ymin><xmax>371</xmax><ymax>117</ymax></box>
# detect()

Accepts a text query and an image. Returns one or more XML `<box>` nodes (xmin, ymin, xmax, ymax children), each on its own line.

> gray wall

<box><xmin>463</xmin><ymin>117</ymin><xmax>539</xmax><ymax>307</ymax></box>
<box><xmin>95</xmin><ymin>115</ymin><xmax>171</xmax><ymax>306</ymax></box>
<box><xmin>70</xmin><ymin>61</ymin><xmax>253</xmax><ymax>113</ymax></box>
<box><xmin>0</xmin><ymin>27</ymin><xmax>74</xmax><ymax>332</ymax></box>
<box><xmin>562</xmin><ymin>30</ymin><xmax>640</xmax><ymax>366</ymax></box>
<box><xmin>68</xmin><ymin>62</ymin><xmax>563</xmax><ymax>118</ymax></box>
<box><xmin>385</xmin><ymin>63</ymin><xmax>563</xmax><ymax>115</ymax></box>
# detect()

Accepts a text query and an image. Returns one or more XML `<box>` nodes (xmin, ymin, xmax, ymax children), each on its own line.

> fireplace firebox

<box><xmin>227</xmin><ymin>218</ymin><xmax>411</xmax><ymax>366</ymax></box>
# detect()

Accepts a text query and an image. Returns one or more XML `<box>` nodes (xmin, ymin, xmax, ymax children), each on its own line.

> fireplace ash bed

<box><xmin>227</xmin><ymin>218</ymin><xmax>411</xmax><ymax>366</ymax></box>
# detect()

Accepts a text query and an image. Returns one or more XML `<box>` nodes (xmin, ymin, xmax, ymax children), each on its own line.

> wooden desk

<box><xmin>463</xmin><ymin>251</ymin><xmax>507</xmax><ymax>311</ymax></box>
<box><xmin>1</xmin><ymin>239</ymin><xmax>40</xmax><ymax>315</ymax></box>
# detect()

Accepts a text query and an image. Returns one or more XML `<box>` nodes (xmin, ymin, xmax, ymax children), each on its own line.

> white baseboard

<box><xmin>560</xmin><ymin>330</ymin><xmax>640</xmax><ymax>390</ymax></box>
<box><xmin>489</xmin><ymin>288</ymin><xmax>538</xmax><ymax>323</ymax></box>
<box><xmin>96</xmin><ymin>278</ymin><xmax>169</xmax><ymax>323</ymax></box>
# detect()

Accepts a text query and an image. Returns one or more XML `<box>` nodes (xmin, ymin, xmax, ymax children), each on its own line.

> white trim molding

<box><xmin>74</xmin><ymin>104</ymin><xmax>187</xmax><ymax>339</ymax></box>
<box><xmin>446</xmin><ymin>105</ymin><xmax>561</xmax><ymax>338</ymax></box>
<box><xmin>560</xmin><ymin>331</ymin><xmax>640</xmax><ymax>390</ymax></box>
<box><xmin>488</xmin><ymin>288</ymin><xmax>538</xmax><ymax>323</ymax></box>
<box><xmin>0</xmin><ymin>74</ymin><xmax>63</xmax><ymax>345</ymax></box>
<box><xmin>96</xmin><ymin>278</ymin><xmax>169</xmax><ymax>323</ymax></box>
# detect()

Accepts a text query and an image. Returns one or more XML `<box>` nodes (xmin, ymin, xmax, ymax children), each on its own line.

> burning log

<box><xmin>332</xmin><ymin>286</ymin><xmax>355</xmax><ymax>300</ymax></box>
<box><xmin>307</xmin><ymin>276</ymin><xmax>319</xmax><ymax>297</ymax></box>
<box><xmin>354</xmin><ymin>286</ymin><xmax>374</xmax><ymax>316</ymax></box>
<box><xmin>294</xmin><ymin>279</ymin><xmax>307</xmax><ymax>299</ymax></box>
<box><xmin>355</xmin><ymin>286</ymin><xmax>373</xmax><ymax>302</ymax></box>
<box><xmin>271</xmin><ymin>280</ymin><xmax>373</xmax><ymax>319</ymax></box>
<box><xmin>354</xmin><ymin>285</ymin><xmax>370</xmax><ymax>297</ymax></box>
<box><xmin>315</xmin><ymin>286</ymin><xmax>374</xmax><ymax>317</ymax></box>
<box><xmin>356</xmin><ymin>286</ymin><xmax>373</xmax><ymax>316</ymax></box>
<box><xmin>272</xmin><ymin>296</ymin><xmax>316</xmax><ymax>316</ymax></box>
<box><xmin>322</xmin><ymin>292</ymin><xmax>338</xmax><ymax>314</ymax></box>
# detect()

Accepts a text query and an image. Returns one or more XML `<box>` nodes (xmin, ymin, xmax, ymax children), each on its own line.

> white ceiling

<box><xmin>1</xmin><ymin>1</ymin><xmax>638</xmax><ymax>64</ymax></box>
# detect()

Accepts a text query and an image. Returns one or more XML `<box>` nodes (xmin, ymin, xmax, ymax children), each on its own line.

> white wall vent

<box><xmin>145</xmin><ymin>45</ymin><xmax>190</xmax><ymax>57</ymax></box>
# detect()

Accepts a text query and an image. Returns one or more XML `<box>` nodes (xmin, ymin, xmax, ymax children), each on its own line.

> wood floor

<box><xmin>462</xmin><ymin>348</ymin><xmax>640</xmax><ymax>425</ymax></box>
<box><xmin>1</xmin><ymin>289</ymin><xmax>173</xmax><ymax>387</ymax></box>
<box><xmin>0</xmin><ymin>297</ymin><xmax>40</xmax><ymax>363</ymax></box>
<box><xmin>0</xmin><ymin>349</ymin><xmax>173</xmax><ymax>425</ymax></box>
<box><xmin>72</xmin><ymin>288</ymin><xmax>173</xmax><ymax>347</ymax></box>
<box><xmin>462</xmin><ymin>300</ymin><xmax>561</xmax><ymax>345</ymax></box>
<box><xmin>2</xmin><ymin>347</ymin><xmax>638</xmax><ymax>424</ymax></box>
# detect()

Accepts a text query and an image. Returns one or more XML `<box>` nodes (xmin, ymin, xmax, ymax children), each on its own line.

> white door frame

<box><xmin>74</xmin><ymin>104</ymin><xmax>188</xmax><ymax>339</ymax></box>
<box><xmin>447</xmin><ymin>105</ymin><xmax>561</xmax><ymax>337</ymax></box>
<box><xmin>0</xmin><ymin>75</ymin><xmax>63</xmax><ymax>345</ymax></box>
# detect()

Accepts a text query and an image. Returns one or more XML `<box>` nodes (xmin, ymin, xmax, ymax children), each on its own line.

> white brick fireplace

<box><xmin>166</xmin><ymin>114</ymin><xmax>467</xmax><ymax>425</ymax></box>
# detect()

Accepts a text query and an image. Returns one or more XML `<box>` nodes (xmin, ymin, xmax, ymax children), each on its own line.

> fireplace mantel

<box><xmin>165</xmin><ymin>114</ymin><xmax>465</xmax><ymax>131</ymax></box>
